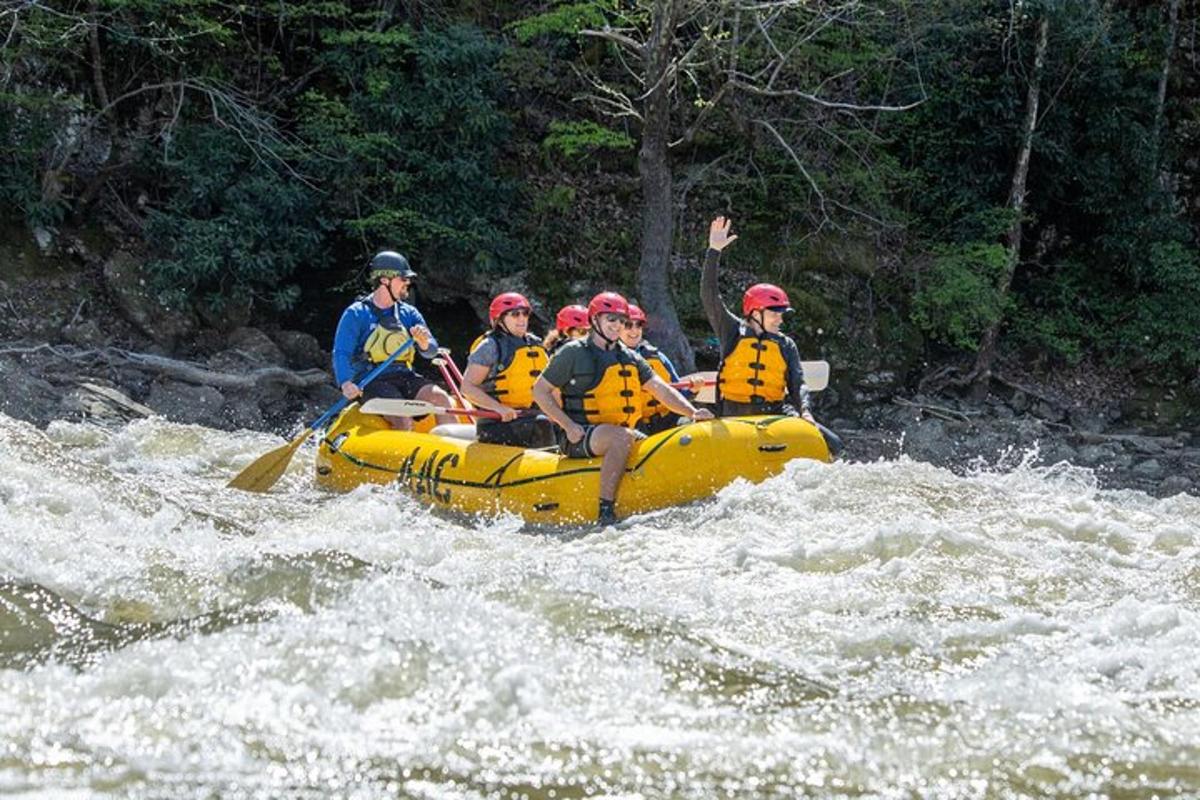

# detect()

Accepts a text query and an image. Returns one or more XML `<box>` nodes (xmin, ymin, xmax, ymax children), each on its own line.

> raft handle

<box><xmin>534</xmin><ymin>502</ymin><xmax>560</xmax><ymax>512</ymax></box>
<box><xmin>758</xmin><ymin>444</ymin><xmax>788</xmax><ymax>453</ymax></box>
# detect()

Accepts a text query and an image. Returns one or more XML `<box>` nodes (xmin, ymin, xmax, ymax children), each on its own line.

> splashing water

<box><xmin>2</xmin><ymin>412</ymin><xmax>1198</xmax><ymax>798</ymax></box>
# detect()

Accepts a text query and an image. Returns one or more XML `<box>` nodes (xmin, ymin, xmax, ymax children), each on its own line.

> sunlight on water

<box><xmin>2</xmin><ymin>413</ymin><xmax>1199</xmax><ymax>798</ymax></box>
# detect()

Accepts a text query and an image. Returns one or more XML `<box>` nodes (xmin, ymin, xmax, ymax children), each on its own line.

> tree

<box><xmin>554</xmin><ymin>0</ymin><xmax>926</xmax><ymax>370</ymax></box>
<box><xmin>969</xmin><ymin>10</ymin><xmax>1050</xmax><ymax>388</ymax></box>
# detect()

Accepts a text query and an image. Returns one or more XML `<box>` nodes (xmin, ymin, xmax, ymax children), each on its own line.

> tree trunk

<box><xmin>971</xmin><ymin>14</ymin><xmax>1050</xmax><ymax>391</ymax></box>
<box><xmin>1153</xmin><ymin>0</ymin><xmax>1180</xmax><ymax>177</ymax></box>
<box><xmin>637</xmin><ymin>0</ymin><xmax>696</xmax><ymax>372</ymax></box>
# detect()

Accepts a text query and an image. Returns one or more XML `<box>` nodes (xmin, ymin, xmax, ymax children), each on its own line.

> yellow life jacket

<box><xmin>561</xmin><ymin>346</ymin><xmax>643</xmax><ymax>427</ymax></box>
<box><xmin>470</xmin><ymin>331</ymin><xmax>548</xmax><ymax>410</ymax></box>
<box><xmin>362</xmin><ymin>306</ymin><xmax>416</xmax><ymax>369</ymax></box>
<box><xmin>718</xmin><ymin>335</ymin><xmax>787</xmax><ymax>404</ymax></box>
<box><xmin>637</xmin><ymin>345</ymin><xmax>672</xmax><ymax>421</ymax></box>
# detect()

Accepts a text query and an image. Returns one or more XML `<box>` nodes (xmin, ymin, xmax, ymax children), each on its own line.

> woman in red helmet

<box><xmin>701</xmin><ymin>216</ymin><xmax>842</xmax><ymax>455</ymax></box>
<box><xmin>541</xmin><ymin>304</ymin><xmax>590</xmax><ymax>354</ymax></box>
<box><xmin>533</xmin><ymin>291</ymin><xmax>713</xmax><ymax>524</ymax></box>
<box><xmin>459</xmin><ymin>292</ymin><xmax>556</xmax><ymax>447</ymax></box>
<box><xmin>619</xmin><ymin>303</ymin><xmax>706</xmax><ymax>435</ymax></box>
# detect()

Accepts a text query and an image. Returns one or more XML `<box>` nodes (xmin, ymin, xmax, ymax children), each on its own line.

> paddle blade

<box><xmin>226</xmin><ymin>428</ymin><xmax>312</xmax><ymax>493</ymax></box>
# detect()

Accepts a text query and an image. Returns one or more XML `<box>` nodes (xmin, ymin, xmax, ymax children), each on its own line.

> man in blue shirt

<box><xmin>332</xmin><ymin>251</ymin><xmax>454</xmax><ymax>429</ymax></box>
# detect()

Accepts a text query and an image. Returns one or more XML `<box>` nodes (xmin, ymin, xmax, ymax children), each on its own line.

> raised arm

<box><xmin>700</xmin><ymin>216</ymin><xmax>743</xmax><ymax>347</ymax></box>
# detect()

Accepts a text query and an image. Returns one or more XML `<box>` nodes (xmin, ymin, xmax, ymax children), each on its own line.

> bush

<box><xmin>143</xmin><ymin>126</ymin><xmax>328</xmax><ymax>312</ymax></box>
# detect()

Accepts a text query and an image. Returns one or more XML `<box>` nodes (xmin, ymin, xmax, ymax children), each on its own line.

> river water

<box><xmin>2</xmin><ymin>412</ymin><xmax>1198</xmax><ymax>799</ymax></box>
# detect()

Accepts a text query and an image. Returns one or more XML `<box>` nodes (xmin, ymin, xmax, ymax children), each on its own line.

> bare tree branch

<box><xmin>755</xmin><ymin>117</ymin><xmax>830</xmax><ymax>227</ymax></box>
<box><xmin>580</xmin><ymin>27</ymin><xmax>647</xmax><ymax>57</ymax></box>
<box><xmin>731</xmin><ymin>77</ymin><xmax>925</xmax><ymax>111</ymax></box>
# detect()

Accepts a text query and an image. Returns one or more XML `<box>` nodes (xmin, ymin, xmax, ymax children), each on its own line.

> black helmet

<box><xmin>368</xmin><ymin>251</ymin><xmax>416</xmax><ymax>280</ymax></box>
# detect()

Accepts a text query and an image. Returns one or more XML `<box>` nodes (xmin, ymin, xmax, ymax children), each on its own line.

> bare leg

<box><xmin>587</xmin><ymin>424</ymin><xmax>635</xmax><ymax>502</ymax></box>
<box><xmin>416</xmin><ymin>383</ymin><xmax>458</xmax><ymax>425</ymax></box>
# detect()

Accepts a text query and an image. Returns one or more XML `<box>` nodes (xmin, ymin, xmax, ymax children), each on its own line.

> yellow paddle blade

<box><xmin>226</xmin><ymin>428</ymin><xmax>313</xmax><ymax>493</ymax></box>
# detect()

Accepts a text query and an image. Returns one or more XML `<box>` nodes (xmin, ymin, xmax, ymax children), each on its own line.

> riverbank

<box><xmin>2</xmin><ymin>323</ymin><xmax>1195</xmax><ymax>498</ymax></box>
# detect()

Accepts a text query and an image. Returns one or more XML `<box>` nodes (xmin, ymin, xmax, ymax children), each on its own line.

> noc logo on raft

<box><xmin>395</xmin><ymin>447</ymin><xmax>459</xmax><ymax>504</ymax></box>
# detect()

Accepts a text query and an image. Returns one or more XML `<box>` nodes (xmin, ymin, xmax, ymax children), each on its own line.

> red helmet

<box><xmin>555</xmin><ymin>304</ymin><xmax>589</xmax><ymax>333</ymax></box>
<box><xmin>489</xmin><ymin>292</ymin><xmax>532</xmax><ymax>325</ymax></box>
<box><xmin>626</xmin><ymin>304</ymin><xmax>647</xmax><ymax>323</ymax></box>
<box><xmin>588</xmin><ymin>291</ymin><xmax>629</xmax><ymax>321</ymax></box>
<box><xmin>742</xmin><ymin>283</ymin><xmax>793</xmax><ymax>316</ymax></box>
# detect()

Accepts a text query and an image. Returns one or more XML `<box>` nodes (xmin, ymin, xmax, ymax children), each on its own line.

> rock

<box><xmin>1076</xmin><ymin>443</ymin><xmax>1119</xmax><ymax>466</ymax></box>
<box><xmin>1040</xmin><ymin>443</ymin><xmax>1078</xmax><ymax>465</ymax></box>
<box><xmin>193</xmin><ymin>295</ymin><xmax>252</xmax><ymax>333</ymax></box>
<box><xmin>1159</xmin><ymin>475</ymin><xmax>1195</xmax><ymax>496</ymax></box>
<box><xmin>226</xmin><ymin>327</ymin><xmax>286</xmax><ymax>366</ymax></box>
<box><xmin>102</xmin><ymin>249</ymin><xmax>198</xmax><ymax>349</ymax></box>
<box><xmin>902</xmin><ymin>418</ymin><xmax>949</xmax><ymax>463</ymax></box>
<box><xmin>0</xmin><ymin>357</ymin><xmax>59</xmax><ymax>427</ymax></box>
<box><xmin>270</xmin><ymin>329</ymin><xmax>327</xmax><ymax>370</ymax></box>
<box><xmin>145</xmin><ymin>380</ymin><xmax>226</xmax><ymax>428</ymax></box>
<box><xmin>1132</xmin><ymin>459</ymin><xmax>1165</xmax><ymax>480</ymax></box>
<box><xmin>1123</xmin><ymin>436</ymin><xmax>1166</xmax><ymax>456</ymax></box>
<box><xmin>221</xmin><ymin>394</ymin><xmax>266</xmax><ymax>431</ymax></box>
<box><xmin>1009</xmin><ymin>390</ymin><xmax>1029</xmax><ymax>414</ymax></box>
<box><xmin>60</xmin><ymin>383</ymin><xmax>154</xmax><ymax>423</ymax></box>
<box><xmin>1109</xmin><ymin>453</ymin><xmax>1135</xmax><ymax>471</ymax></box>
<box><xmin>60</xmin><ymin>319</ymin><xmax>106</xmax><ymax>348</ymax></box>
<box><xmin>857</xmin><ymin>371</ymin><xmax>898</xmax><ymax>389</ymax></box>
<box><xmin>1068</xmin><ymin>405</ymin><xmax>1115</xmax><ymax>433</ymax></box>
<box><xmin>1031</xmin><ymin>400</ymin><xmax>1066</xmax><ymax>423</ymax></box>
<box><xmin>1013</xmin><ymin>417</ymin><xmax>1048</xmax><ymax>445</ymax></box>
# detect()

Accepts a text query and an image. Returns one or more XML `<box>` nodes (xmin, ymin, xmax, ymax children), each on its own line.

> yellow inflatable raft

<box><xmin>315</xmin><ymin>407</ymin><xmax>830</xmax><ymax>524</ymax></box>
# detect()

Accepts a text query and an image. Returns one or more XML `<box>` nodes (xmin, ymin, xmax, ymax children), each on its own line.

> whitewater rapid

<box><xmin>2</xmin><ymin>412</ymin><xmax>1198</xmax><ymax>798</ymax></box>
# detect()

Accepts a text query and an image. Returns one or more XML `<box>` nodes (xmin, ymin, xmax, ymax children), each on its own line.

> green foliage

<box><xmin>542</xmin><ymin>121</ymin><xmax>634</xmax><ymax>158</ymax></box>
<box><xmin>143</xmin><ymin>126</ymin><xmax>328</xmax><ymax>312</ymax></box>
<box><xmin>301</xmin><ymin>23</ymin><xmax>516</xmax><ymax>272</ymax></box>
<box><xmin>911</xmin><ymin>241</ymin><xmax>1010</xmax><ymax>351</ymax></box>
<box><xmin>507</xmin><ymin>2</ymin><xmax>610</xmax><ymax>43</ymax></box>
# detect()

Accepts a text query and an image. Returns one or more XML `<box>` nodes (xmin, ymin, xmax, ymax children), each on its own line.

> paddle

<box><xmin>227</xmin><ymin>339</ymin><xmax>416</xmax><ymax>493</ymax></box>
<box><xmin>360</xmin><ymin>398</ymin><xmax>508</xmax><ymax>420</ymax></box>
<box><xmin>679</xmin><ymin>360</ymin><xmax>830</xmax><ymax>404</ymax></box>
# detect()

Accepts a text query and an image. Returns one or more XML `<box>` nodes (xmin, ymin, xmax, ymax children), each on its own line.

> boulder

<box><xmin>270</xmin><ymin>329</ymin><xmax>327</xmax><ymax>370</ymax></box>
<box><xmin>1132</xmin><ymin>459</ymin><xmax>1165</xmax><ymax>480</ymax></box>
<box><xmin>221</xmin><ymin>393</ymin><xmax>266</xmax><ymax>431</ymax></box>
<box><xmin>902</xmin><ymin>418</ymin><xmax>951</xmax><ymax>463</ymax></box>
<box><xmin>145</xmin><ymin>380</ymin><xmax>226</xmax><ymax>428</ymax></box>
<box><xmin>60</xmin><ymin>383</ymin><xmax>154</xmax><ymax>424</ymax></box>
<box><xmin>1076</xmin><ymin>443</ymin><xmax>1119</xmax><ymax>466</ymax></box>
<box><xmin>226</xmin><ymin>326</ymin><xmax>287</xmax><ymax>366</ymax></box>
<box><xmin>102</xmin><ymin>250</ymin><xmax>198</xmax><ymax>349</ymax></box>
<box><xmin>60</xmin><ymin>319</ymin><xmax>107</xmax><ymax>348</ymax></box>
<box><xmin>1159</xmin><ymin>475</ymin><xmax>1195</xmax><ymax>496</ymax></box>
<box><xmin>0</xmin><ymin>357</ymin><xmax>59</xmax><ymax>427</ymax></box>
<box><xmin>193</xmin><ymin>295</ymin><xmax>252</xmax><ymax>333</ymax></box>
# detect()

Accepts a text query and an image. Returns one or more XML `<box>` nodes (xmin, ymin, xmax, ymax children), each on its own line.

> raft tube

<box><xmin>315</xmin><ymin>407</ymin><xmax>830</xmax><ymax>524</ymax></box>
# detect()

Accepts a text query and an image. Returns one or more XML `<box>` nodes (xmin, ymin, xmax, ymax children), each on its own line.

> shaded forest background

<box><xmin>2</xmin><ymin>0</ymin><xmax>1198</xmax><ymax>414</ymax></box>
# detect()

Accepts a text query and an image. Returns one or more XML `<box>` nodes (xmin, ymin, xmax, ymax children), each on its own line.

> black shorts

<box><xmin>555</xmin><ymin>423</ymin><xmax>599</xmax><ymax>459</ymax></box>
<box><xmin>555</xmin><ymin>423</ymin><xmax>645</xmax><ymax>458</ymax></box>
<box><xmin>476</xmin><ymin>415</ymin><xmax>557</xmax><ymax>448</ymax></box>
<box><xmin>361</xmin><ymin>370</ymin><xmax>434</xmax><ymax>402</ymax></box>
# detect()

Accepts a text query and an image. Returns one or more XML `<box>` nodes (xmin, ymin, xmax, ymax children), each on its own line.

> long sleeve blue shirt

<box><xmin>331</xmin><ymin>297</ymin><xmax>440</xmax><ymax>385</ymax></box>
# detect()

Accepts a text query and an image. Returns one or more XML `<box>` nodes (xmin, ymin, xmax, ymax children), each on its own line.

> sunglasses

<box><xmin>504</xmin><ymin>308</ymin><xmax>531</xmax><ymax>318</ymax></box>
<box><xmin>622</xmin><ymin>320</ymin><xmax>645</xmax><ymax>330</ymax></box>
<box><xmin>599</xmin><ymin>313</ymin><xmax>629</xmax><ymax>325</ymax></box>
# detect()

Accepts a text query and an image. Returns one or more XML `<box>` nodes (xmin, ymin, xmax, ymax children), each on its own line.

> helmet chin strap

<box><xmin>591</xmin><ymin>320</ymin><xmax>619</xmax><ymax>349</ymax></box>
<box><xmin>749</xmin><ymin>309</ymin><xmax>766</xmax><ymax>335</ymax></box>
<box><xmin>385</xmin><ymin>278</ymin><xmax>404</xmax><ymax>305</ymax></box>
